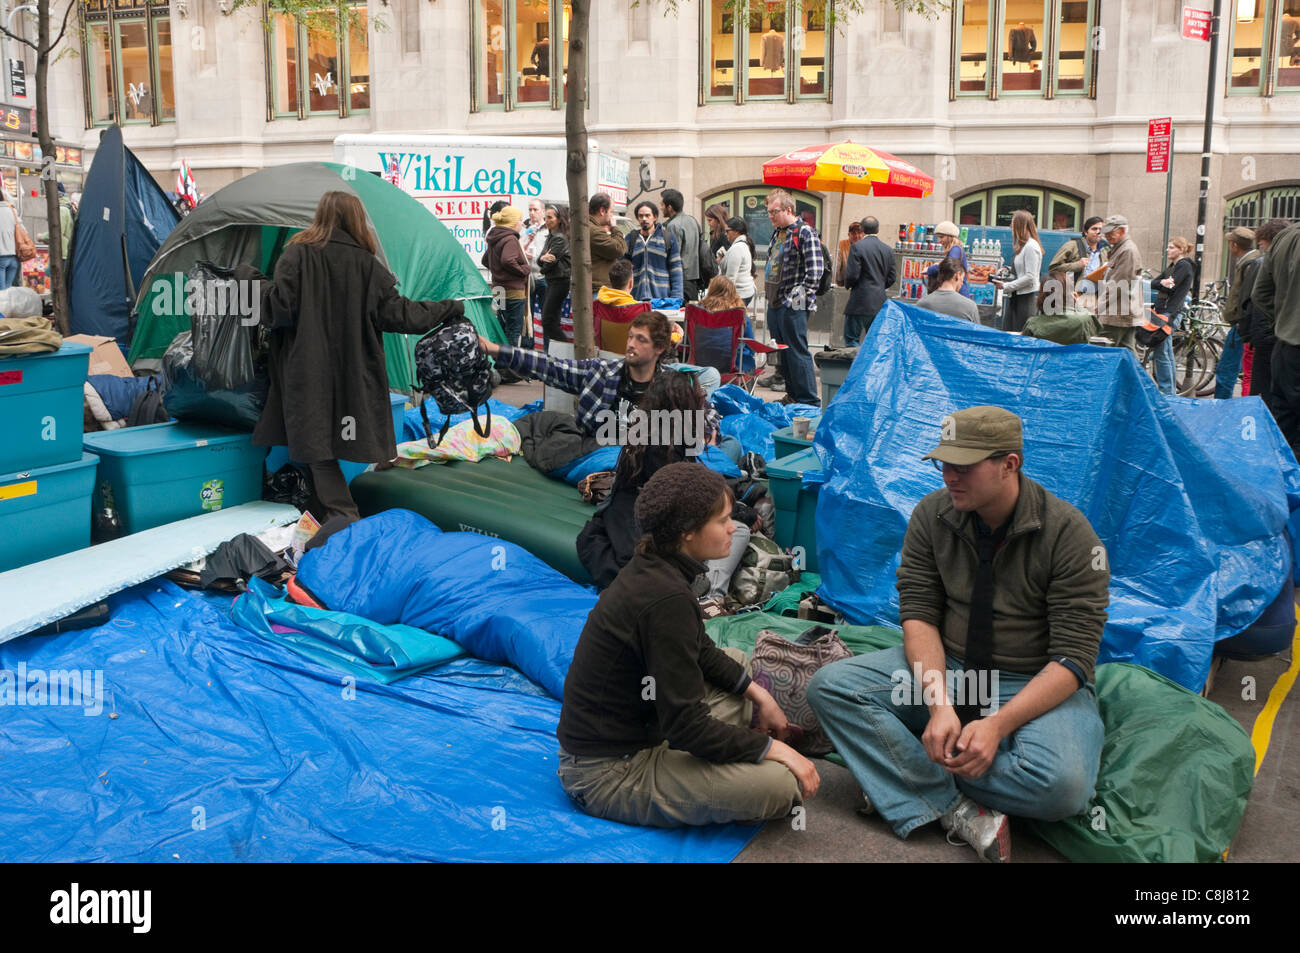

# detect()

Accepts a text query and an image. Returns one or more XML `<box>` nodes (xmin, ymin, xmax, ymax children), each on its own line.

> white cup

<box><xmin>791</xmin><ymin>416</ymin><xmax>811</xmax><ymax>440</ymax></box>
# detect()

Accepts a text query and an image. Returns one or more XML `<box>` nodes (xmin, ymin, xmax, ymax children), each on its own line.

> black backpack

<box><xmin>414</xmin><ymin>318</ymin><xmax>494</xmax><ymax>448</ymax></box>
<box><xmin>125</xmin><ymin>376</ymin><xmax>169</xmax><ymax>428</ymax></box>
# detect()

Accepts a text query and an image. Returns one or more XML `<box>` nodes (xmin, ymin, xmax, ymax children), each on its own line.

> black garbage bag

<box><xmin>262</xmin><ymin>463</ymin><xmax>317</xmax><ymax>515</ymax></box>
<box><xmin>197</xmin><ymin>534</ymin><xmax>290</xmax><ymax>591</ymax></box>
<box><xmin>161</xmin><ymin>261</ymin><xmax>270</xmax><ymax>430</ymax></box>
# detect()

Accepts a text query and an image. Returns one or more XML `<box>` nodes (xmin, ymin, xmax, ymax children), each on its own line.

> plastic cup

<box><xmin>791</xmin><ymin>416</ymin><xmax>811</xmax><ymax>440</ymax></box>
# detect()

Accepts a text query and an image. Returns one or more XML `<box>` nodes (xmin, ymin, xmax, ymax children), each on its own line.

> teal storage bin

<box><xmin>771</xmin><ymin>414</ymin><xmax>823</xmax><ymax>461</ymax></box>
<box><xmin>766</xmin><ymin>447</ymin><xmax>821</xmax><ymax>571</ymax></box>
<box><xmin>813</xmin><ymin>352</ymin><xmax>854</xmax><ymax>408</ymax></box>
<box><xmin>0</xmin><ymin>341</ymin><xmax>91</xmax><ymax>474</ymax></box>
<box><xmin>0</xmin><ymin>453</ymin><xmax>98</xmax><ymax>572</ymax></box>
<box><xmin>82</xmin><ymin>422</ymin><xmax>266</xmax><ymax>534</ymax></box>
<box><xmin>263</xmin><ymin>393</ymin><xmax>407</xmax><ymax>484</ymax></box>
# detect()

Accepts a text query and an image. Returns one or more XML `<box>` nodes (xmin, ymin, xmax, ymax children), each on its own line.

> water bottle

<box><xmin>995</xmin><ymin>239</ymin><xmax>1002</xmax><ymax>258</ymax></box>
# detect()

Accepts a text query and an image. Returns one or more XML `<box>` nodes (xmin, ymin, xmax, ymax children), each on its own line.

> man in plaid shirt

<box><xmin>764</xmin><ymin>189</ymin><xmax>824</xmax><ymax>407</ymax></box>
<box><xmin>478</xmin><ymin>310</ymin><xmax>721</xmax><ymax>440</ymax></box>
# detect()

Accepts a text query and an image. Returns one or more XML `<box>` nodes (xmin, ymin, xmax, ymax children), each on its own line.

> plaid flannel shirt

<box><xmin>500</xmin><ymin>346</ymin><xmax>722</xmax><ymax>439</ymax></box>
<box><xmin>774</xmin><ymin>222</ymin><xmax>825</xmax><ymax>312</ymax></box>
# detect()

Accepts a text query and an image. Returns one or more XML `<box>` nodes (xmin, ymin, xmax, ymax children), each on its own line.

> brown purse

<box><xmin>8</xmin><ymin>201</ymin><xmax>34</xmax><ymax>262</ymax></box>
<box><xmin>750</xmin><ymin>626</ymin><xmax>853</xmax><ymax>755</ymax></box>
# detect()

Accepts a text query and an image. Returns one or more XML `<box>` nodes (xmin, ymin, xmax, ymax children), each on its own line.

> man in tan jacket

<box><xmin>1095</xmin><ymin>215</ymin><xmax>1144</xmax><ymax>351</ymax></box>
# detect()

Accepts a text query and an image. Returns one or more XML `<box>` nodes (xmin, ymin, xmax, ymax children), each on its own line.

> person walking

<box><xmin>842</xmin><ymin>215</ymin><xmax>898</xmax><ymax>345</ymax></box>
<box><xmin>537</xmin><ymin>204</ymin><xmax>572</xmax><ymax>353</ymax></box>
<box><xmin>482</xmin><ymin>204</ymin><xmax>531</xmax><ymax>350</ymax></box>
<box><xmin>1095</xmin><ymin>215</ymin><xmax>1144</xmax><ymax>351</ymax></box>
<box><xmin>1255</xmin><ymin>222</ymin><xmax>1300</xmax><ymax>454</ymax></box>
<box><xmin>1241</xmin><ymin>219</ymin><xmax>1289</xmax><ymax>412</ymax></box>
<box><xmin>253</xmin><ymin>191</ymin><xmax>465</xmax><ymax>525</ymax></box>
<box><xmin>1150</xmin><ymin>237</ymin><xmax>1196</xmax><ymax>396</ymax></box>
<box><xmin>720</xmin><ymin>217</ymin><xmax>757</xmax><ymax>305</ymax></box>
<box><xmin>991</xmin><ymin>210</ymin><xmax>1043</xmax><ymax>334</ymax></box>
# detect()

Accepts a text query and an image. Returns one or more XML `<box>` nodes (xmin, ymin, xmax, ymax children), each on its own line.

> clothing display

<box><xmin>760</xmin><ymin>30</ymin><xmax>785</xmax><ymax>71</ymax></box>
<box><xmin>1009</xmin><ymin>24</ymin><xmax>1038</xmax><ymax>65</ymax></box>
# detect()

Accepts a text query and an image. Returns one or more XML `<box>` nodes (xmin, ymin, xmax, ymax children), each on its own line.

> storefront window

<box><xmin>80</xmin><ymin>2</ymin><xmax>174</xmax><ymax>126</ymax></box>
<box><xmin>702</xmin><ymin>1</ymin><xmax>832</xmax><ymax>103</ymax></box>
<box><xmin>1279</xmin><ymin>1</ymin><xmax>1300</xmax><ymax>89</ymax></box>
<box><xmin>514</xmin><ymin>0</ymin><xmax>550</xmax><ymax>106</ymax></box>
<box><xmin>956</xmin><ymin>186</ymin><xmax>1082</xmax><ymax>230</ymax></box>
<box><xmin>797</xmin><ymin>0</ymin><xmax>828</xmax><ymax>96</ymax></box>
<box><xmin>956</xmin><ymin>194</ymin><xmax>986</xmax><ymax>226</ymax></box>
<box><xmin>473</xmin><ymin>0</ymin><xmax>574</xmax><ymax>110</ymax></box>
<box><xmin>265</xmin><ymin>2</ymin><xmax>370</xmax><ymax>119</ymax></box>
<box><xmin>1231</xmin><ymin>0</ymin><xmax>1300</xmax><ymax>94</ymax></box>
<box><xmin>954</xmin><ymin>0</ymin><xmax>1096</xmax><ymax>99</ymax></box>
<box><xmin>748</xmin><ymin>6</ymin><xmax>787</xmax><ymax>99</ymax></box>
<box><xmin>1231</xmin><ymin>0</ymin><xmax>1272</xmax><ymax>91</ymax></box>
<box><xmin>478</xmin><ymin>0</ymin><xmax>506</xmax><ymax>107</ymax></box>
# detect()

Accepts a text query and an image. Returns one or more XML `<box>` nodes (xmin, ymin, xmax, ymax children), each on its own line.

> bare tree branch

<box><xmin>50</xmin><ymin>0</ymin><xmax>78</xmax><ymax>51</ymax></box>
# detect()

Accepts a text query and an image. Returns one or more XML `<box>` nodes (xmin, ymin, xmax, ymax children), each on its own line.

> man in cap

<box><xmin>1094</xmin><ymin>215</ymin><xmax>1143</xmax><ymax>350</ymax></box>
<box><xmin>1215</xmin><ymin>226</ymin><xmax>1261</xmax><ymax>400</ymax></box>
<box><xmin>808</xmin><ymin>407</ymin><xmax>1108</xmax><ymax>862</ymax></box>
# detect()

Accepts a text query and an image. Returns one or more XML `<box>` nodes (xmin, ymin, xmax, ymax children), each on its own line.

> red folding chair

<box><xmin>684</xmin><ymin>304</ymin><xmax>787</xmax><ymax>394</ymax></box>
<box><xmin>592</xmin><ymin>300</ymin><xmax>651</xmax><ymax>354</ymax></box>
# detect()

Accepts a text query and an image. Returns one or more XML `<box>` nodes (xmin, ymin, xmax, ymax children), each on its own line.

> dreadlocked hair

<box><xmin>634</xmin><ymin>462</ymin><xmax>733</xmax><ymax>557</ymax></box>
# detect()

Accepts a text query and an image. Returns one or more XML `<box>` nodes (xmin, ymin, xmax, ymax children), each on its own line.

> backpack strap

<box><xmin>419</xmin><ymin>397</ymin><xmax>452</xmax><ymax>450</ymax></box>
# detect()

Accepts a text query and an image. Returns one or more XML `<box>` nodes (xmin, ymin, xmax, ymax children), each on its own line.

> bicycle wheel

<box><xmin>1195</xmin><ymin>337</ymin><xmax>1223</xmax><ymax>397</ymax></box>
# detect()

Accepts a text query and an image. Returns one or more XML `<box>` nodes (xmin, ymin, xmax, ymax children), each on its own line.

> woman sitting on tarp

<box><xmin>253</xmin><ymin>190</ymin><xmax>465</xmax><ymax>526</ymax></box>
<box><xmin>576</xmin><ymin>371</ymin><xmax>755</xmax><ymax>607</ymax></box>
<box><xmin>558</xmin><ymin>462</ymin><xmax>818</xmax><ymax>828</ymax></box>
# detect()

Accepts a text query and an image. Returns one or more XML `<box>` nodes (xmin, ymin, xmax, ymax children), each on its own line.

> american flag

<box><xmin>176</xmin><ymin>159</ymin><xmax>198</xmax><ymax>210</ymax></box>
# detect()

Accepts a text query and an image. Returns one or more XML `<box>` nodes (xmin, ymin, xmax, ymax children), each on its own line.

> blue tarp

<box><xmin>713</xmin><ymin>385</ymin><xmax>820</xmax><ymax>460</ymax></box>
<box><xmin>812</xmin><ymin>302</ymin><xmax>1300</xmax><ymax>692</ymax></box>
<box><xmin>402</xmin><ymin>397</ymin><xmax>537</xmax><ymax>443</ymax></box>
<box><xmin>68</xmin><ymin>125</ymin><xmax>181</xmax><ymax>349</ymax></box>
<box><xmin>0</xmin><ymin>579</ymin><xmax>754</xmax><ymax>861</ymax></box>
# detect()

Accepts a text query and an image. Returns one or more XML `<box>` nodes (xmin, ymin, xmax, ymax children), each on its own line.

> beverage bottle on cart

<box><xmin>898</xmin><ymin>224</ymin><xmax>907</xmax><ymax>247</ymax></box>
<box><xmin>926</xmin><ymin>225</ymin><xmax>936</xmax><ymax>249</ymax></box>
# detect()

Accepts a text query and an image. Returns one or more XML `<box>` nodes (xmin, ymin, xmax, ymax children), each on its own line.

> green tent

<box><xmin>129</xmin><ymin>161</ymin><xmax>502</xmax><ymax>391</ymax></box>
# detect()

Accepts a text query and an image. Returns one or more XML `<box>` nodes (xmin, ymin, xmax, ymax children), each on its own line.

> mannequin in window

<box><xmin>760</xmin><ymin>28</ymin><xmax>785</xmax><ymax>72</ymax></box>
<box><xmin>1281</xmin><ymin>8</ymin><xmax>1300</xmax><ymax>66</ymax></box>
<box><xmin>1009</xmin><ymin>21</ymin><xmax>1037</xmax><ymax>68</ymax></box>
<box><xmin>527</xmin><ymin>36</ymin><xmax>550</xmax><ymax>76</ymax></box>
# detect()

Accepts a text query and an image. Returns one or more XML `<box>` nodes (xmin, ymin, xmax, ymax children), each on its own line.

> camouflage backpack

<box><xmin>414</xmin><ymin>318</ymin><xmax>493</xmax><ymax>448</ymax></box>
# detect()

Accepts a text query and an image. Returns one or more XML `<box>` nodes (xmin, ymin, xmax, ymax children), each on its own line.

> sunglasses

<box><xmin>931</xmin><ymin>452</ymin><xmax>1010</xmax><ymax>475</ymax></box>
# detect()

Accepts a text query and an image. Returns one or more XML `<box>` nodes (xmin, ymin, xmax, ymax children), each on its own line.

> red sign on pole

<box><xmin>1182</xmin><ymin>7</ymin><xmax>1212</xmax><ymax>41</ymax></box>
<box><xmin>1147</xmin><ymin>117</ymin><xmax>1172</xmax><ymax>174</ymax></box>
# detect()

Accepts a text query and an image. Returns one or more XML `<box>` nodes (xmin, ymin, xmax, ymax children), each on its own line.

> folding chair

<box><xmin>592</xmin><ymin>300</ymin><xmax>651</xmax><ymax>354</ymax></box>
<box><xmin>684</xmin><ymin>304</ymin><xmax>787</xmax><ymax>395</ymax></box>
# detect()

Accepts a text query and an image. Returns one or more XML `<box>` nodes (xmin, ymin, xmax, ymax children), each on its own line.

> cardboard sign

<box><xmin>64</xmin><ymin>334</ymin><xmax>133</xmax><ymax>378</ymax></box>
<box><xmin>1182</xmin><ymin>7</ymin><xmax>1212</xmax><ymax>41</ymax></box>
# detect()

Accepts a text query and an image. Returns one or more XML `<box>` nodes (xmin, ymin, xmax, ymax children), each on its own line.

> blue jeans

<box><xmin>843</xmin><ymin>311</ymin><xmax>875</xmax><ymax>349</ymax></box>
<box><xmin>808</xmin><ymin>645</ymin><xmax>1104</xmax><ymax>838</ymax></box>
<box><xmin>1152</xmin><ymin>311</ymin><xmax>1184</xmax><ymax>396</ymax></box>
<box><xmin>0</xmin><ymin>255</ymin><xmax>18</xmax><ymax>288</ymax></box>
<box><xmin>1215</xmin><ymin>327</ymin><xmax>1244</xmax><ymax>400</ymax></box>
<box><xmin>499</xmin><ymin>297</ymin><xmax>527</xmax><ymax>348</ymax></box>
<box><xmin>766</xmin><ymin>303</ymin><xmax>820</xmax><ymax>406</ymax></box>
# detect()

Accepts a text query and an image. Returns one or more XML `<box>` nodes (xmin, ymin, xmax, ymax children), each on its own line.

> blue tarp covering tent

<box><xmin>811</xmin><ymin>302</ymin><xmax>1300</xmax><ymax>692</ymax></box>
<box><xmin>66</xmin><ymin>125</ymin><xmax>181</xmax><ymax>350</ymax></box>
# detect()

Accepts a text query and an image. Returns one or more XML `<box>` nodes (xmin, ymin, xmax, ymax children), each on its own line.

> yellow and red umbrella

<box><xmin>762</xmin><ymin>142</ymin><xmax>934</xmax><ymax>199</ymax></box>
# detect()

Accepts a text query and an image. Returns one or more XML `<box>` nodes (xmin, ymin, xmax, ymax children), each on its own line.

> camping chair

<box><xmin>592</xmin><ymin>300</ymin><xmax>651</xmax><ymax>354</ymax></box>
<box><xmin>684</xmin><ymin>304</ymin><xmax>786</xmax><ymax>395</ymax></box>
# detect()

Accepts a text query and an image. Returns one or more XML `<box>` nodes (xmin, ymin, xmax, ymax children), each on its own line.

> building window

<box><xmin>1229</xmin><ymin>0</ymin><xmax>1300</xmax><ymax>95</ymax></box>
<box><xmin>954</xmin><ymin>185</ymin><xmax>1084</xmax><ymax>229</ymax></box>
<box><xmin>702</xmin><ymin>185</ymin><xmax>823</xmax><ymax>258</ymax></box>
<box><xmin>267</xmin><ymin>2</ymin><xmax>370</xmax><ymax>120</ymax></box>
<box><xmin>471</xmin><ymin>0</ymin><xmax>573</xmax><ymax>111</ymax></box>
<box><xmin>952</xmin><ymin>0</ymin><xmax>1098</xmax><ymax>99</ymax></box>
<box><xmin>80</xmin><ymin>0</ymin><xmax>174</xmax><ymax>127</ymax></box>
<box><xmin>1224</xmin><ymin>185</ymin><xmax>1300</xmax><ymax>230</ymax></box>
<box><xmin>701</xmin><ymin>0</ymin><xmax>832</xmax><ymax>104</ymax></box>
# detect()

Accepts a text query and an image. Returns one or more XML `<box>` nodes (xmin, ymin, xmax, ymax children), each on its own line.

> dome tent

<box><xmin>129</xmin><ymin>161</ymin><xmax>501</xmax><ymax>391</ymax></box>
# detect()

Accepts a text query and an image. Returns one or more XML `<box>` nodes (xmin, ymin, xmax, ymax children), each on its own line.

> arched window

<box><xmin>702</xmin><ymin>185</ymin><xmax>823</xmax><ymax>258</ymax></box>
<box><xmin>954</xmin><ymin>185</ymin><xmax>1085</xmax><ymax>231</ymax></box>
<box><xmin>1224</xmin><ymin>184</ymin><xmax>1300</xmax><ymax>230</ymax></box>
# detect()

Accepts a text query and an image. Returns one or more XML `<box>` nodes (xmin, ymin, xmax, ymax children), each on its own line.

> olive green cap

<box><xmin>921</xmin><ymin>406</ymin><xmax>1024</xmax><ymax>466</ymax></box>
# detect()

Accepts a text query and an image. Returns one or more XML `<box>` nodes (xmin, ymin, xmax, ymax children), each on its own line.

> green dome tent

<box><xmin>129</xmin><ymin>161</ymin><xmax>501</xmax><ymax>391</ymax></box>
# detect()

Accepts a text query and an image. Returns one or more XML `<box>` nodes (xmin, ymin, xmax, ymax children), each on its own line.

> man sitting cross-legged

<box><xmin>807</xmin><ymin>407</ymin><xmax>1108</xmax><ymax>862</ymax></box>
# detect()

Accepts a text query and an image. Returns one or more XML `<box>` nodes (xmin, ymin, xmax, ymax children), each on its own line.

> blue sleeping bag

<box><xmin>296</xmin><ymin>510</ymin><xmax>596</xmax><ymax>699</ymax></box>
<box><xmin>87</xmin><ymin>373</ymin><xmax>157</xmax><ymax>420</ymax></box>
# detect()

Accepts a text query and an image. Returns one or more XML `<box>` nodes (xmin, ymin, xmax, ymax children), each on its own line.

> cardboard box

<box><xmin>64</xmin><ymin>334</ymin><xmax>133</xmax><ymax>378</ymax></box>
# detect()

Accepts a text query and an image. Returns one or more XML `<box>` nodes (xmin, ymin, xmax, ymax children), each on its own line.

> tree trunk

<box><xmin>565</xmin><ymin>0</ymin><xmax>594</xmax><ymax>359</ymax></box>
<box><xmin>36</xmin><ymin>0</ymin><xmax>68</xmax><ymax>333</ymax></box>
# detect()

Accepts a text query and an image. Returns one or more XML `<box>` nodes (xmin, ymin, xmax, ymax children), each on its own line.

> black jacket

<box><xmin>538</xmin><ymin>231</ymin><xmax>571</xmax><ymax>280</ymax></box>
<box><xmin>253</xmin><ymin>230</ymin><xmax>463</xmax><ymax>463</ymax></box>
<box><xmin>1239</xmin><ymin>255</ymin><xmax>1272</xmax><ymax>348</ymax></box>
<box><xmin>1153</xmin><ymin>256</ymin><xmax>1195</xmax><ymax>318</ymax></box>
<box><xmin>843</xmin><ymin>235</ymin><xmax>897</xmax><ymax>317</ymax></box>
<box><xmin>557</xmin><ymin>548</ymin><xmax>767</xmax><ymax>763</ymax></box>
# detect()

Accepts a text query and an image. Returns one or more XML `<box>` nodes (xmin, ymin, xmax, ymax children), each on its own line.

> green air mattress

<box><xmin>349</xmin><ymin>458</ymin><xmax>595</xmax><ymax>584</ymax></box>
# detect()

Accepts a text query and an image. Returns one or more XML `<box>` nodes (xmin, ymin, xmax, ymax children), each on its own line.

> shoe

<box><xmin>757</xmin><ymin>370</ymin><xmax>785</xmax><ymax>388</ymax></box>
<box><xmin>778</xmin><ymin>394</ymin><xmax>819</xmax><ymax>408</ymax></box>
<box><xmin>940</xmin><ymin>796</ymin><xmax>1011</xmax><ymax>863</ymax></box>
<box><xmin>856</xmin><ymin>791</ymin><xmax>876</xmax><ymax>818</ymax></box>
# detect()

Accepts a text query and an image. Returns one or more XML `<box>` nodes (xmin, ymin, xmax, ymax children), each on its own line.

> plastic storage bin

<box><xmin>82</xmin><ymin>422</ymin><xmax>265</xmax><ymax>534</ymax></box>
<box><xmin>766</xmin><ymin>447</ymin><xmax>821</xmax><ymax>572</ymax></box>
<box><xmin>771</xmin><ymin>414</ymin><xmax>823</xmax><ymax>461</ymax></box>
<box><xmin>0</xmin><ymin>453</ymin><xmax>99</xmax><ymax>572</ymax></box>
<box><xmin>263</xmin><ymin>392</ymin><xmax>408</xmax><ymax>484</ymax></box>
<box><xmin>813</xmin><ymin>352</ymin><xmax>854</xmax><ymax>408</ymax></box>
<box><xmin>0</xmin><ymin>341</ymin><xmax>91</xmax><ymax>474</ymax></box>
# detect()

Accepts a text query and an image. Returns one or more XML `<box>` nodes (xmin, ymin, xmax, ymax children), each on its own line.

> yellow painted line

<box><xmin>1250</xmin><ymin>621</ymin><xmax>1300</xmax><ymax>776</ymax></box>
<box><xmin>0</xmin><ymin>480</ymin><xmax>36</xmax><ymax>502</ymax></box>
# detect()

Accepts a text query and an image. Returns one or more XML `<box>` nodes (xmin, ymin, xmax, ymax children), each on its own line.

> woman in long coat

<box><xmin>254</xmin><ymin>190</ymin><xmax>464</xmax><ymax>523</ymax></box>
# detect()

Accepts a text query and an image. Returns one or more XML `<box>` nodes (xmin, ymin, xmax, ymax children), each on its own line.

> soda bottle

<box><xmin>898</xmin><ymin>224</ymin><xmax>907</xmax><ymax>247</ymax></box>
<box><xmin>960</xmin><ymin>226</ymin><xmax>969</xmax><ymax>246</ymax></box>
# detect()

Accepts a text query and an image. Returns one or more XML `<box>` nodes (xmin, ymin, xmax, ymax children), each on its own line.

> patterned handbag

<box><xmin>750</xmin><ymin>627</ymin><xmax>853</xmax><ymax>756</ymax></box>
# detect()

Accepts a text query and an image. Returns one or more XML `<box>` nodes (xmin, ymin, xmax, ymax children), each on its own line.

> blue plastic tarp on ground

<box><xmin>402</xmin><ymin>397</ymin><xmax>536</xmax><ymax>443</ymax></box>
<box><xmin>812</xmin><ymin>302</ymin><xmax>1300</xmax><ymax>691</ymax></box>
<box><xmin>713</xmin><ymin>385</ymin><xmax>820</xmax><ymax>460</ymax></box>
<box><xmin>0</xmin><ymin>579</ymin><xmax>754</xmax><ymax>861</ymax></box>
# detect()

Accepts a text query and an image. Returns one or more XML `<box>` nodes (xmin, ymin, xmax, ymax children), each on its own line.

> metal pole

<box><xmin>1162</xmin><ymin>128</ymin><xmax>1174</xmax><ymax>271</ymax></box>
<box><xmin>1193</xmin><ymin>0</ymin><xmax>1224</xmax><ymax>302</ymax></box>
<box><xmin>1</xmin><ymin>1</ymin><xmax>10</xmax><ymax>103</ymax></box>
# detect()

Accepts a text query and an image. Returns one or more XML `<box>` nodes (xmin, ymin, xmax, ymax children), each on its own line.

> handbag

<box><xmin>1135</xmin><ymin>307</ymin><xmax>1173</xmax><ymax>349</ymax></box>
<box><xmin>7</xmin><ymin>201</ymin><xmax>34</xmax><ymax>262</ymax></box>
<box><xmin>750</xmin><ymin>626</ymin><xmax>853</xmax><ymax>756</ymax></box>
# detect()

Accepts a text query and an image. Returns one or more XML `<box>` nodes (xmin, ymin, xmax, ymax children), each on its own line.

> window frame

<box><xmin>1228</xmin><ymin>0</ymin><xmax>1300</xmax><ymax>96</ymax></box>
<box><xmin>469</xmin><ymin>0</ymin><xmax>576</xmax><ymax>112</ymax></box>
<box><xmin>952</xmin><ymin>0</ymin><xmax>1100</xmax><ymax>101</ymax></box>
<box><xmin>79</xmin><ymin>0</ymin><xmax>174</xmax><ymax>128</ymax></box>
<box><xmin>1051</xmin><ymin>0</ymin><xmax>1096</xmax><ymax>97</ymax></box>
<box><xmin>265</xmin><ymin>1</ymin><xmax>370</xmax><ymax>121</ymax></box>
<box><xmin>954</xmin><ymin>185</ymin><xmax>1085</xmax><ymax>229</ymax></box>
<box><xmin>699</xmin><ymin>0</ymin><xmax>834</xmax><ymax>106</ymax></box>
<box><xmin>995</xmin><ymin>0</ymin><xmax>1051</xmax><ymax>99</ymax></box>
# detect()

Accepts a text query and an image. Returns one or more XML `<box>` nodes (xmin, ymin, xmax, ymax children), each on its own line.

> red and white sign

<box><xmin>1147</xmin><ymin>116</ymin><xmax>1172</xmax><ymax>174</ymax></box>
<box><xmin>1182</xmin><ymin>7</ymin><xmax>1212</xmax><ymax>42</ymax></box>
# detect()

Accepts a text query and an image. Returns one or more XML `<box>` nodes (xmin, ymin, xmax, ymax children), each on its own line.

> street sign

<box><xmin>1182</xmin><ymin>7</ymin><xmax>1212</xmax><ymax>41</ymax></box>
<box><xmin>8</xmin><ymin>59</ymin><xmax>25</xmax><ymax>99</ymax></box>
<box><xmin>1147</xmin><ymin>117</ymin><xmax>1172</xmax><ymax>174</ymax></box>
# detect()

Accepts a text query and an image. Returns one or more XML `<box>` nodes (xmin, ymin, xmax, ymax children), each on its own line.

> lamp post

<box><xmin>2</xmin><ymin>3</ymin><xmax>36</xmax><ymax>103</ymax></box>
<box><xmin>1193</xmin><ymin>0</ymin><xmax>1224</xmax><ymax>300</ymax></box>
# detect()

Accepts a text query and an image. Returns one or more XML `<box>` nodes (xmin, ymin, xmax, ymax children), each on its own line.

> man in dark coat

<box><xmin>842</xmin><ymin>216</ymin><xmax>897</xmax><ymax>347</ymax></box>
<box><xmin>253</xmin><ymin>224</ymin><xmax>464</xmax><ymax>522</ymax></box>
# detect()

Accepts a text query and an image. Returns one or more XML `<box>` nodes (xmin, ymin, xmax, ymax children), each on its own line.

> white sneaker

<box><xmin>940</xmin><ymin>795</ymin><xmax>1011</xmax><ymax>862</ymax></box>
